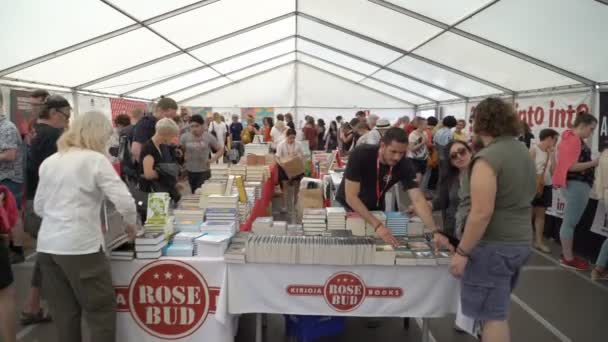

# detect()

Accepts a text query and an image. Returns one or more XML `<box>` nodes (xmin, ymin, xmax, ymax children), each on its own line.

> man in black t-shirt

<box><xmin>131</xmin><ymin>97</ymin><xmax>178</xmax><ymax>162</ymax></box>
<box><xmin>335</xmin><ymin>128</ymin><xmax>452</xmax><ymax>249</ymax></box>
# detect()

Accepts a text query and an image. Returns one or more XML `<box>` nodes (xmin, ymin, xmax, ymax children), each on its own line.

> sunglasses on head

<box><xmin>450</xmin><ymin>147</ymin><xmax>468</xmax><ymax>161</ymax></box>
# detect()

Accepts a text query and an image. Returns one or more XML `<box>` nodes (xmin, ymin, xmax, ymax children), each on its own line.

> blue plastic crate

<box><xmin>285</xmin><ymin>315</ymin><xmax>345</xmax><ymax>342</ymax></box>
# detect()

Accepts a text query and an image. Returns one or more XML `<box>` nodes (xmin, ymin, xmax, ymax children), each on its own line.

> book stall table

<box><xmin>111</xmin><ymin>257</ymin><xmax>235</xmax><ymax>342</ymax></box>
<box><xmin>226</xmin><ymin>263</ymin><xmax>460</xmax><ymax>342</ymax></box>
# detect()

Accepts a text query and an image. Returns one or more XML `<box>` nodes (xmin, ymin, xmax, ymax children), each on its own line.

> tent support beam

<box><xmin>0</xmin><ymin>76</ymin><xmax>151</xmax><ymax>102</ymax></box>
<box><xmin>99</xmin><ymin>0</ymin><xmax>232</xmax><ymax>82</ymax></box>
<box><xmin>294</xmin><ymin>0</ymin><xmax>299</xmax><ymax>112</ymax></box>
<box><xmin>298</xmin><ymin>12</ymin><xmax>513</xmax><ymax>94</ymax></box>
<box><xmin>166</xmin><ymin>51</ymin><xmax>295</xmax><ymax>98</ymax></box>
<box><xmin>298</xmin><ymin>61</ymin><xmax>416</xmax><ymax>107</ymax></box>
<box><xmin>298</xmin><ymin>36</ymin><xmax>466</xmax><ymax>100</ymax></box>
<box><xmin>0</xmin><ymin>0</ymin><xmax>222</xmax><ymax>78</ymax></box>
<box><xmin>360</xmin><ymin>0</ymin><xmax>500</xmax><ymax>83</ymax></box>
<box><xmin>298</xmin><ymin>51</ymin><xmax>437</xmax><ymax>104</ymax></box>
<box><xmin>368</xmin><ymin>0</ymin><xmax>596</xmax><ymax>86</ymax></box>
<box><xmin>178</xmin><ymin>61</ymin><xmax>296</xmax><ymax>104</ymax></box>
<box><xmin>76</xmin><ymin>12</ymin><xmax>296</xmax><ymax>90</ymax></box>
<box><xmin>123</xmin><ymin>36</ymin><xmax>294</xmax><ymax>96</ymax></box>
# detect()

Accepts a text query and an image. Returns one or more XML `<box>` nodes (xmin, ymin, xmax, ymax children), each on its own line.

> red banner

<box><xmin>110</xmin><ymin>98</ymin><xmax>147</xmax><ymax>125</ymax></box>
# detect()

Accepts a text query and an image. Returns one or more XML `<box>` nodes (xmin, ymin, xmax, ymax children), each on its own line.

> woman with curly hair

<box><xmin>451</xmin><ymin>97</ymin><xmax>536</xmax><ymax>342</ymax></box>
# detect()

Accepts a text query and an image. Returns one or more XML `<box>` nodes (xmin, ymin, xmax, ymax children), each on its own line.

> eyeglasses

<box><xmin>55</xmin><ymin>109</ymin><xmax>71</xmax><ymax>121</ymax></box>
<box><xmin>450</xmin><ymin>147</ymin><xmax>468</xmax><ymax>161</ymax></box>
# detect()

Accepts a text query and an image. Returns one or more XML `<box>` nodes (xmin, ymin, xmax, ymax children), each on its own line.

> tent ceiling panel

<box><xmin>149</xmin><ymin>0</ymin><xmax>295</xmax><ymax>48</ymax></box>
<box><xmin>181</xmin><ymin>64</ymin><xmax>295</xmax><ymax>107</ymax></box>
<box><xmin>296</xmin><ymin>53</ymin><xmax>362</xmax><ymax>82</ymax></box>
<box><xmin>298</xmin><ymin>40</ymin><xmax>380</xmax><ymax>76</ymax></box>
<box><xmin>415</xmin><ymin>32</ymin><xmax>579</xmax><ymax>91</ymax></box>
<box><xmin>213</xmin><ymin>38</ymin><xmax>295</xmax><ymax>74</ymax></box>
<box><xmin>0</xmin><ymin>0</ymin><xmax>134</xmax><ymax>71</ymax></box>
<box><xmin>381</xmin><ymin>0</ymin><xmax>496</xmax><ymax>25</ymax></box>
<box><xmin>360</xmin><ymin>79</ymin><xmax>429</xmax><ymax>105</ymax></box>
<box><xmin>230</xmin><ymin>53</ymin><xmax>296</xmax><ymax>81</ymax></box>
<box><xmin>388</xmin><ymin>56</ymin><xmax>499</xmax><ymax>97</ymax></box>
<box><xmin>299</xmin><ymin>0</ymin><xmax>441</xmax><ymax>51</ymax></box>
<box><xmin>297</xmin><ymin>63</ymin><xmax>413</xmax><ymax>108</ymax></box>
<box><xmin>373</xmin><ymin>69</ymin><xmax>458</xmax><ymax>101</ymax></box>
<box><xmin>171</xmin><ymin>77</ymin><xmax>232</xmax><ymax>102</ymax></box>
<box><xmin>129</xmin><ymin>67</ymin><xmax>221</xmax><ymax>99</ymax></box>
<box><xmin>297</xmin><ymin>17</ymin><xmax>402</xmax><ymax>65</ymax></box>
<box><xmin>458</xmin><ymin>0</ymin><xmax>608</xmax><ymax>82</ymax></box>
<box><xmin>7</xmin><ymin>28</ymin><xmax>179</xmax><ymax>87</ymax></box>
<box><xmin>85</xmin><ymin>54</ymin><xmax>201</xmax><ymax>94</ymax></box>
<box><xmin>191</xmin><ymin>17</ymin><xmax>295</xmax><ymax>64</ymax></box>
<box><xmin>106</xmin><ymin>0</ymin><xmax>203</xmax><ymax>21</ymax></box>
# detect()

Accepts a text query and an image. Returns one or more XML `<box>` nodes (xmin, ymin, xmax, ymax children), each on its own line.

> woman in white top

<box><xmin>35</xmin><ymin>112</ymin><xmax>138</xmax><ymax>342</ymax></box>
<box><xmin>530</xmin><ymin>129</ymin><xmax>558</xmax><ymax>253</ymax></box>
<box><xmin>270</xmin><ymin>119</ymin><xmax>287</xmax><ymax>150</ymax></box>
<box><xmin>276</xmin><ymin>128</ymin><xmax>304</xmax><ymax>216</ymax></box>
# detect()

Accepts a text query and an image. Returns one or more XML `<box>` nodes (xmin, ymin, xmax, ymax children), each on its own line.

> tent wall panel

<box><xmin>296</xmin><ymin>63</ymin><xmax>414</xmax><ymax>108</ymax></box>
<box><xmin>180</xmin><ymin>64</ymin><xmax>295</xmax><ymax>107</ymax></box>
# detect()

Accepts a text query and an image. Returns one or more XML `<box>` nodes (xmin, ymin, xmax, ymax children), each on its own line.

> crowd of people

<box><xmin>0</xmin><ymin>89</ymin><xmax>607</xmax><ymax>342</ymax></box>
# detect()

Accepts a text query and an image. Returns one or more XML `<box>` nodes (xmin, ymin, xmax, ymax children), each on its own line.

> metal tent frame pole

<box><xmin>0</xmin><ymin>0</ymin><xmax>222</xmax><ymax>78</ymax></box>
<box><xmin>297</xmin><ymin>12</ymin><xmax>513</xmax><ymax>94</ymax></box>
<box><xmin>368</xmin><ymin>0</ymin><xmax>596</xmax><ymax>86</ymax></box>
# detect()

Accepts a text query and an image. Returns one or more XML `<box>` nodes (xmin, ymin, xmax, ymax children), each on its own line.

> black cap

<box><xmin>45</xmin><ymin>95</ymin><xmax>71</xmax><ymax>110</ymax></box>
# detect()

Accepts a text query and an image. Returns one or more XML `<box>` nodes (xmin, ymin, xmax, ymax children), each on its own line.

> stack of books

<box><xmin>166</xmin><ymin>232</ymin><xmax>204</xmax><ymax>257</ymax></box>
<box><xmin>178</xmin><ymin>195</ymin><xmax>200</xmax><ymax>210</ymax></box>
<box><xmin>302</xmin><ymin>209</ymin><xmax>327</xmax><ymax>235</ymax></box>
<box><xmin>144</xmin><ymin>217</ymin><xmax>175</xmax><ymax>240</ymax></box>
<box><xmin>246</xmin><ymin>165</ymin><xmax>267</xmax><ymax>182</ymax></box>
<box><xmin>229</xmin><ymin>165</ymin><xmax>247</xmax><ymax>179</ymax></box>
<box><xmin>407</xmin><ymin>217</ymin><xmax>425</xmax><ymax>236</ymax></box>
<box><xmin>224</xmin><ymin>231</ymin><xmax>250</xmax><ymax>263</ymax></box>
<box><xmin>435</xmin><ymin>250</ymin><xmax>453</xmax><ymax>265</ymax></box>
<box><xmin>252</xmin><ymin>217</ymin><xmax>275</xmax><ymax>235</ymax></box>
<box><xmin>200</xmin><ymin>221</ymin><xmax>237</xmax><ymax>236</ymax></box>
<box><xmin>366</xmin><ymin>211</ymin><xmax>387</xmax><ymax>236</ymax></box>
<box><xmin>245</xmin><ymin>235</ymin><xmax>375</xmax><ymax>265</ymax></box>
<box><xmin>287</xmin><ymin>224</ymin><xmax>304</xmax><ymax>236</ymax></box>
<box><xmin>374</xmin><ymin>243</ymin><xmax>396</xmax><ymax>265</ymax></box>
<box><xmin>346</xmin><ymin>212</ymin><xmax>365</xmax><ymax>236</ymax></box>
<box><xmin>195</xmin><ymin>233</ymin><xmax>232</xmax><ymax>257</ymax></box>
<box><xmin>135</xmin><ymin>232</ymin><xmax>167</xmax><ymax>259</ymax></box>
<box><xmin>205</xmin><ymin>195</ymin><xmax>239</xmax><ymax>225</ymax></box>
<box><xmin>326</xmin><ymin>207</ymin><xmax>346</xmax><ymax>230</ymax></box>
<box><xmin>210</xmin><ymin>163</ymin><xmax>229</xmax><ymax>179</ymax></box>
<box><xmin>110</xmin><ymin>241</ymin><xmax>135</xmax><ymax>261</ymax></box>
<box><xmin>198</xmin><ymin>181</ymin><xmax>227</xmax><ymax>208</ymax></box>
<box><xmin>174</xmin><ymin>209</ymin><xmax>204</xmax><ymax>233</ymax></box>
<box><xmin>244</xmin><ymin>143</ymin><xmax>269</xmax><ymax>156</ymax></box>
<box><xmin>385</xmin><ymin>212</ymin><xmax>409</xmax><ymax>236</ymax></box>
<box><xmin>395</xmin><ymin>246</ymin><xmax>417</xmax><ymax>266</ymax></box>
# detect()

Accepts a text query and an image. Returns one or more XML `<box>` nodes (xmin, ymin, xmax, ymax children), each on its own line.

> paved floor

<box><xmin>5</xmin><ymin>195</ymin><xmax>607</xmax><ymax>342</ymax></box>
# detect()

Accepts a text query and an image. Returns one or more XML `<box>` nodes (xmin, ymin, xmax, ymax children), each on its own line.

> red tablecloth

<box><xmin>240</xmin><ymin>164</ymin><xmax>278</xmax><ymax>231</ymax></box>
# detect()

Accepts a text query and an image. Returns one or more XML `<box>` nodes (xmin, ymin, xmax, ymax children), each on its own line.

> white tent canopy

<box><xmin>1</xmin><ymin>0</ymin><xmax>606</xmax><ymax>111</ymax></box>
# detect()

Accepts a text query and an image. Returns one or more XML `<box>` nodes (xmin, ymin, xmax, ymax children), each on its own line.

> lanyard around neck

<box><xmin>376</xmin><ymin>150</ymin><xmax>393</xmax><ymax>207</ymax></box>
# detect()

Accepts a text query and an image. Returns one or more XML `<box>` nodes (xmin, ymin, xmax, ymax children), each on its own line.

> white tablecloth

<box><xmin>112</xmin><ymin>257</ymin><xmax>235</xmax><ymax>342</ymax></box>
<box><xmin>227</xmin><ymin>263</ymin><xmax>460</xmax><ymax>317</ymax></box>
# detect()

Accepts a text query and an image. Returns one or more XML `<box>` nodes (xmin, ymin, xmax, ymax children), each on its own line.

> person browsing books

<box><xmin>335</xmin><ymin>128</ymin><xmax>453</xmax><ymax>249</ymax></box>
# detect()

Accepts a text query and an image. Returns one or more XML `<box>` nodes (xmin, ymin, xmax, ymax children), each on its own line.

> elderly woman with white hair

<box><xmin>35</xmin><ymin>111</ymin><xmax>138</xmax><ymax>342</ymax></box>
<box><xmin>139</xmin><ymin>118</ymin><xmax>181</xmax><ymax>203</ymax></box>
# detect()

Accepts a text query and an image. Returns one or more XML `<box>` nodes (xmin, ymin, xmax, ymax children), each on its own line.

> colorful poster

<box><xmin>598</xmin><ymin>91</ymin><xmax>608</xmax><ymax>151</ymax></box>
<box><xmin>188</xmin><ymin>106</ymin><xmax>213</xmax><ymax>118</ymax></box>
<box><xmin>109</xmin><ymin>98</ymin><xmax>147</xmax><ymax>125</ymax></box>
<box><xmin>240</xmin><ymin>107</ymin><xmax>274</xmax><ymax>126</ymax></box>
<box><xmin>9</xmin><ymin>89</ymin><xmax>37</xmax><ymax>135</ymax></box>
<box><xmin>466</xmin><ymin>92</ymin><xmax>592</xmax><ymax>139</ymax></box>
